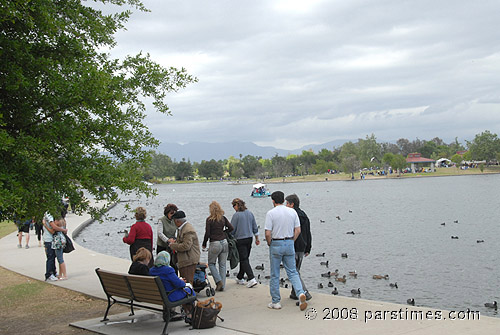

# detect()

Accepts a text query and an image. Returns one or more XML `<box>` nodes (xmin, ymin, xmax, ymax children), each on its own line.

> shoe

<box><xmin>268</xmin><ymin>302</ymin><xmax>282</xmax><ymax>310</ymax></box>
<box><xmin>246</xmin><ymin>278</ymin><xmax>258</xmax><ymax>288</ymax></box>
<box><xmin>17</xmin><ymin>244</ymin><xmax>22</xmax><ymax>248</ymax></box>
<box><xmin>25</xmin><ymin>245</ymin><xmax>29</xmax><ymax>249</ymax></box>
<box><xmin>47</xmin><ymin>275</ymin><xmax>58</xmax><ymax>281</ymax></box>
<box><xmin>216</xmin><ymin>281</ymin><xmax>224</xmax><ymax>291</ymax></box>
<box><xmin>235</xmin><ymin>278</ymin><xmax>246</xmax><ymax>285</ymax></box>
<box><xmin>299</xmin><ymin>293</ymin><xmax>307</xmax><ymax>311</ymax></box>
<box><xmin>289</xmin><ymin>293</ymin><xmax>298</xmax><ymax>300</ymax></box>
<box><xmin>305</xmin><ymin>291</ymin><xmax>313</xmax><ymax>300</ymax></box>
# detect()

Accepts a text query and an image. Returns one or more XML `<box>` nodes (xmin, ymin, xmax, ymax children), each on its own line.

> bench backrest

<box><xmin>95</xmin><ymin>268</ymin><xmax>169</xmax><ymax>306</ymax></box>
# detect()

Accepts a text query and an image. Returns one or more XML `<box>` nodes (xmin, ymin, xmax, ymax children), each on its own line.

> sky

<box><xmin>106</xmin><ymin>0</ymin><xmax>500</xmax><ymax>150</ymax></box>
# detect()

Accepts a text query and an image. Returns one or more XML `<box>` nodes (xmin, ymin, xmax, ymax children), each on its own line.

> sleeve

<box><xmin>293</xmin><ymin>211</ymin><xmax>300</xmax><ymax>228</ymax></box>
<box><xmin>264</xmin><ymin>211</ymin><xmax>273</xmax><ymax>232</ymax></box>
<box><xmin>123</xmin><ymin>224</ymin><xmax>137</xmax><ymax>245</ymax></box>
<box><xmin>168</xmin><ymin>269</ymin><xmax>187</xmax><ymax>289</ymax></box>
<box><xmin>230</xmin><ymin>213</ymin><xmax>238</xmax><ymax>236</ymax></box>
<box><xmin>303</xmin><ymin>215</ymin><xmax>312</xmax><ymax>254</ymax></box>
<box><xmin>224</xmin><ymin>216</ymin><xmax>234</xmax><ymax>233</ymax></box>
<box><xmin>250</xmin><ymin>212</ymin><xmax>259</xmax><ymax>236</ymax></box>
<box><xmin>202</xmin><ymin>219</ymin><xmax>211</xmax><ymax>247</ymax></box>
<box><xmin>157</xmin><ymin>221</ymin><xmax>168</xmax><ymax>243</ymax></box>
<box><xmin>170</xmin><ymin>231</ymin><xmax>194</xmax><ymax>252</ymax></box>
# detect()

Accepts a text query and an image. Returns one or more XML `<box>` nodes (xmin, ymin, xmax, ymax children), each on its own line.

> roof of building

<box><xmin>406</xmin><ymin>152</ymin><xmax>436</xmax><ymax>163</ymax></box>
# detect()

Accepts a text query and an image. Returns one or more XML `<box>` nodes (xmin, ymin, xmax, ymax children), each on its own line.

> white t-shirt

<box><xmin>264</xmin><ymin>204</ymin><xmax>300</xmax><ymax>239</ymax></box>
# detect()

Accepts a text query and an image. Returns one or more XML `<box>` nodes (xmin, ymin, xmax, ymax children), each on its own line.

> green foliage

<box><xmin>0</xmin><ymin>0</ymin><xmax>197</xmax><ymax>220</ymax></box>
<box><xmin>198</xmin><ymin>159</ymin><xmax>224</xmax><ymax>179</ymax></box>
<box><xmin>466</xmin><ymin>130</ymin><xmax>500</xmax><ymax>162</ymax></box>
<box><xmin>450</xmin><ymin>154</ymin><xmax>462</xmax><ymax>168</ymax></box>
<box><xmin>174</xmin><ymin>160</ymin><xmax>193</xmax><ymax>180</ymax></box>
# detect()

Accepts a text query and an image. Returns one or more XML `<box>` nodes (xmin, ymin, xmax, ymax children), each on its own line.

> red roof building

<box><xmin>406</xmin><ymin>153</ymin><xmax>436</xmax><ymax>173</ymax></box>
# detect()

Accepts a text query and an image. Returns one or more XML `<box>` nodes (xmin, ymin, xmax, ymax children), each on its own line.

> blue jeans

<box><xmin>208</xmin><ymin>239</ymin><xmax>228</xmax><ymax>288</ymax></box>
<box><xmin>269</xmin><ymin>240</ymin><xmax>304</xmax><ymax>303</ymax></box>
<box><xmin>44</xmin><ymin>242</ymin><xmax>56</xmax><ymax>279</ymax></box>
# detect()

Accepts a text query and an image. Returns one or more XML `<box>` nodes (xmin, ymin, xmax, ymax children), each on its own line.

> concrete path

<box><xmin>1</xmin><ymin>208</ymin><xmax>499</xmax><ymax>335</ymax></box>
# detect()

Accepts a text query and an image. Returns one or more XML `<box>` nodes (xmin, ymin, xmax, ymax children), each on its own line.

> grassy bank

<box><xmin>0</xmin><ymin>222</ymin><xmax>127</xmax><ymax>334</ymax></box>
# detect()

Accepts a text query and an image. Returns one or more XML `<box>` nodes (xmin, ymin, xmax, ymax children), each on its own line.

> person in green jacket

<box><xmin>157</xmin><ymin>204</ymin><xmax>178</xmax><ymax>273</ymax></box>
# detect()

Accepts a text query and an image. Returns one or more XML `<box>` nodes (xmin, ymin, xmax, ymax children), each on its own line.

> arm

<box><xmin>202</xmin><ymin>219</ymin><xmax>211</xmax><ymax>248</ymax></box>
<box><xmin>293</xmin><ymin>226</ymin><xmax>301</xmax><ymax>241</ymax></box>
<box><xmin>157</xmin><ymin>221</ymin><xmax>168</xmax><ymax>243</ymax></box>
<box><xmin>170</xmin><ymin>232</ymin><xmax>194</xmax><ymax>252</ymax></box>
<box><xmin>123</xmin><ymin>224</ymin><xmax>137</xmax><ymax>245</ymax></box>
<box><xmin>49</xmin><ymin>221</ymin><xmax>67</xmax><ymax>234</ymax></box>
<box><xmin>303</xmin><ymin>216</ymin><xmax>312</xmax><ymax>256</ymax></box>
<box><xmin>265</xmin><ymin>230</ymin><xmax>272</xmax><ymax>246</ymax></box>
<box><xmin>224</xmin><ymin>216</ymin><xmax>234</xmax><ymax>233</ymax></box>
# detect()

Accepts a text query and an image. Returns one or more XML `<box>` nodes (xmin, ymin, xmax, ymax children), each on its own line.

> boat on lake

<box><xmin>251</xmin><ymin>183</ymin><xmax>271</xmax><ymax>197</ymax></box>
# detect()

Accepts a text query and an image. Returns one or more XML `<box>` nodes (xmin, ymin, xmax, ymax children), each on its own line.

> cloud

<box><xmin>105</xmin><ymin>0</ymin><xmax>500</xmax><ymax>150</ymax></box>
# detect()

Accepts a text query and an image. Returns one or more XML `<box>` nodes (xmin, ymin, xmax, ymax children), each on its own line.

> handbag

<box><xmin>190</xmin><ymin>298</ymin><xmax>223</xmax><ymax>329</ymax></box>
<box><xmin>63</xmin><ymin>233</ymin><xmax>75</xmax><ymax>253</ymax></box>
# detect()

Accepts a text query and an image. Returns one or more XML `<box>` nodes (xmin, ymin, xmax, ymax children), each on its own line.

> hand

<box><xmin>255</xmin><ymin>239</ymin><xmax>260</xmax><ymax>246</ymax></box>
<box><xmin>167</xmin><ymin>238</ymin><xmax>175</xmax><ymax>244</ymax></box>
<box><xmin>304</xmin><ymin>252</ymin><xmax>309</xmax><ymax>257</ymax></box>
<box><xmin>202</xmin><ymin>246</ymin><xmax>207</xmax><ymax>252</ymax></box>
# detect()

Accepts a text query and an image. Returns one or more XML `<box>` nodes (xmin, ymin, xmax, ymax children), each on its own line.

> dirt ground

<box><xmin>0</xmin><ymin>265</ymin><xmax>127</xmax><ymax>334</ymax></box>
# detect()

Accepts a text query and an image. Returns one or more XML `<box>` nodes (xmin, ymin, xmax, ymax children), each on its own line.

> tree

<box><xmin>144</xmin><ymin>152</ymin><xmax>174</xmax><ymax>180</ymax></box>
<box><xmin>198</xmin><ymin>159</ymin><xmax>224</xmax><ymax>180</ymax></box>
<box><xmin>450</xmin><ymin>154</ymin><xmax>462</xmax><ymax>170</ymax></box>
<box><xmin>174</xmin><ymin>160</ymin><xmax>193</xmax><ymax>181</ymax></box>
<box><xmin>467</xmin><ymin>130</ymin><xmax>500</xmax><ymax>163</ymax></box>
<box><xmin>0</xmin><ymin>0</ymin><xmax>197</xmax><ymax>220</ymax></box>
<box><xmin>241</xmin><ymin>155</ymin><xmax>262</xmax><ymax>178</ymax></box>
<box><xmin>342</xmin><ymin>155</ymin><xmax>361</xmax><ymax>179</ymax></box>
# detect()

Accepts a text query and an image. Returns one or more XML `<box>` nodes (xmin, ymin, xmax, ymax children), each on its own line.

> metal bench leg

<box><xmin>162</xmin><ymin>305</ymin><xmax>170</xmax><ymax>335</ymax></box>
<box><xmin>129</xmin><ymin>300</ymin><xmax>135</xmax><ymax>316</ymax></box>
<box><xmin>102</xmin><ymin>297</ymin><xmax>115</xmax><ymax>321</ymax></box>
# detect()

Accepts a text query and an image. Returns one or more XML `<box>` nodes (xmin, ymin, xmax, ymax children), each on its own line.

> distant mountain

<box><xmin>157</xmin><ymin>139</ymin><xmax>350</xmax><ymax>162</ymax></box>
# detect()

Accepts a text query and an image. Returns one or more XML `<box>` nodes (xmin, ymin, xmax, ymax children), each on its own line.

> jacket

<box><xmin>169</xmin><ymin>222</ymin><xmax>201</xmax><ymax>269</ymax></box>
<box><xmin>294</xmin><ymin>208</ymin><xmax>312</xmax><ymax>254</ymax></box>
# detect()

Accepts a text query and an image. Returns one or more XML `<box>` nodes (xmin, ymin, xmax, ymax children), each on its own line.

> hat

<box><xmin>172</xmin><ymin>210</ymin><xmax>186</xmax><ymax>219</ymax></box>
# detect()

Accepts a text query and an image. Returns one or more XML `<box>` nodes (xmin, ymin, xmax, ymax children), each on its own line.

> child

<box><xmin>52</xmin><ymin>218</ymin><xmax>67</xmax><ymax>280</ymax></box>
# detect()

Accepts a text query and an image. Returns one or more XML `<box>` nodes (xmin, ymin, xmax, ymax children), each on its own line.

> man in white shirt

<box><xmin>264</xmin><ymin>191</ymin><xmax>307</xmax><ymax>311</ymax></box>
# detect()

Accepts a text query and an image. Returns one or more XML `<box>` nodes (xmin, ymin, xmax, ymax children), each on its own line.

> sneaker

<box><xmin>299</xmin><ymin>293</ymin><xmax>308</xmax><ymax>311</ymax></box>
<box><xmin>246</xmin><ymin>278</ymin><xmax>258</xmax><ymax>288</ymax></box>
<box><xmin>17</xmin><ymin>244</ymin><xmax>22</xmax><ymax>248</ymax></box>
<box><xmin>235</xmin><ymin>278</ymin><xmax>246</xmax><ymax>285</ymax></box>
<box><xmin>25</xmin><ymin>245</ymin><xmax>29</xmax><ymax>249</ymax></box>
<box><xmin>47</xmin><ymin>275</ymin><xmax>58</xmax><ymax>281</ymax></box>
<box><xmin>305</xmin><ymin>291</ymin><xmax>313</xmax><ymax>300</ymax></box>
<box><xmin>268</xmin><ymin>302</ymin><xmax>282</xmax><ymax>310</ymax></box>
<box><xmin>289</xmin><ymin>293</ymin><xmax>298</xmax><ymax>300</ymax></box>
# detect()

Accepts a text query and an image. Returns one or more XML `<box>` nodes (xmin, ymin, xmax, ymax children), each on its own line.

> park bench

<box><xmin>95</xmin><ymin>268</ymin><xmax>197</xmax><ymax>335</ymax></box>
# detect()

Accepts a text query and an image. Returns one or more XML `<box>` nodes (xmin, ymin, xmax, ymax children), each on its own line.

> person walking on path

<box><xmin>264</xmin><ymin>191</ymin><xmax>307</xmax><ymax>311</ymax></box>
<box><xmin>230</xmin><ymin>198</ymin><xmax>260</xmax><ymax>288</ymax></box>
<box><xmin>34</xmin><ymin>217</ymin><xmax>43</xmax><ymax>247</ymax></box>
<box><xmin>285</xmin><ymin>194</ymin><xmax>312</xmax><ymax>301</ymax></box>
<box><xmin>202</xmin><ymin>201</ymin><xmax>234</xmax><ymax>292</ymax></box>
<box><xmin>42</xmin><ymin>212</ymin><xmax>67</xmax><ymax>281</ymax></box>
<box><xmin>156</xmin><ymin>203</ymin><xmax>179</xmax><ymax>273</ymax></box>
<box><xmin>123</xmin><ymin>207</ymin><xmax>154</xmax><ymax>268</ymax></box>
<box><xmin>168</xmin><ymin>211</ymin><xmax>201</xmax><ymax>285</ymax></box>
<box><xmin>17</xmin><ymin>218</ymin><xmax>31</xmax><ymax>249</ymax></box>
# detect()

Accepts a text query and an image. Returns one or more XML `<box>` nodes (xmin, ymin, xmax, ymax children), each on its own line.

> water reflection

<box><xmin>77</xmin><ymin>174</ymin><xmax>500</xmax><ymax>317</ymax></box>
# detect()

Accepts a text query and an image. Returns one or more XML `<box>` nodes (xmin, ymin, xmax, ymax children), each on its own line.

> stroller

<box><xmin>193</xmin><ymin>263</ymin><xmax>215</xmax><ymax>297</ymax></box>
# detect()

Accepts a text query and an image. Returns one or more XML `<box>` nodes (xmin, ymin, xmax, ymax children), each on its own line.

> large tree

<box><xmin>467</xmin><ymin>130</ymin><xmax>500</xmax><ymax>162</ymax></box>
<box><xmin>0</xmin><ymin>0</ymin><xmax>197</xmax><ymax>220</ymax></box>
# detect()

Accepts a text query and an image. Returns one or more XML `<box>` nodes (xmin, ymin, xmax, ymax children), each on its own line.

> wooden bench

<box><xmin>95</xmin><ymin>268</ymin><xmax>197</xmax><ymax>335</ymax></box>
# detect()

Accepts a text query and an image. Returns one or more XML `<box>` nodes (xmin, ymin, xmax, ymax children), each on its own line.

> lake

<box><xmin>77</xmin><ymin>174</ymin><xmax>500</xmax><ymax>317</ymax></box>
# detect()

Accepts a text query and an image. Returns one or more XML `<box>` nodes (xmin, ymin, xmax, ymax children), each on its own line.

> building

<box><xmin>406</xmin><ymin>153</ymin><xmax>436</xmax><ymax>173</ymax></box>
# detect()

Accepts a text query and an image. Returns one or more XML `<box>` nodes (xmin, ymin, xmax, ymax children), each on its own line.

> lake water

<box><xmin>77</xmin><ymin>174</ymin><xmax>500</xmax><ymax>317</ymax></box>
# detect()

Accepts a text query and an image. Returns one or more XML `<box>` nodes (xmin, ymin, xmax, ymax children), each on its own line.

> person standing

<box><xmin>264</xmin><ymin>191</ymin><xmax>307</xmax><ymax>311</ymax></box>
<box><xmin>167</xmin><ymin>211</ymin><xmax>200</xmax><ymax>285</ymax></box>
<box><xmin>230</xmin><ymin>198</ymin><xmax>260</xmax><ymax>288</ymax></box>
<box><xmin>52</xmin><ymin>217</ymin><xmax>68</xmax><ymax>280</ymax></box>
<box><xmin>42</xmin><ymin>212</ymin><xmax>67</xmax><ymax>281</ymax></box>
<box><xmin>285</xmin><ymin>194</ymin><xmax>312</xmax><ymax>301</ymax></box>
<box><xmin>17</xmin><ymin>218</ymin><xmax>31</xmax><ymax>249</ymax></box>
<box><xmin>34</xmin><ymin>217</ymin><xmax>43</xmax><ymax>247</ymax></box>
<box><xmin>123</xmin><ymin>207</ymin><xmax>154</xmax><ymax>268</ymax></box>
<box><xmin>156</xmin><ymin>203</ymin><xmax>178</xmax><ymax>273</ymax></box>
<box><xmin>202</xmin><ymin>201</ymin><xmax>234</xmax><ymax>292</ymax></box>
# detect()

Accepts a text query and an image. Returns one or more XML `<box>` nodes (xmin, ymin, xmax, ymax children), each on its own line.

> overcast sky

<box><xmin>107</xmin><ymin>0</ymin><xmax>500</xmax><ymax>150</ymax></box>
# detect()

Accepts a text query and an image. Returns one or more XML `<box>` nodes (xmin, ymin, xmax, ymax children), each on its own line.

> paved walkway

<box><xmin>1</xmin><ymin>208</ymin><xmax>499</xmax><ymax>335</ymax></box>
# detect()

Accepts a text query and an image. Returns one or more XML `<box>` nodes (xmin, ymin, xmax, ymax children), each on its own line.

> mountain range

<box><xmin>157</xmin><ymin>139</ymin><xmax>350</xmax><ymax>162</ymax></box>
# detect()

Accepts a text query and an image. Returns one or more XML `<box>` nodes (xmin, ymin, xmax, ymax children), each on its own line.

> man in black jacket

<box><xmin>285</xmin><ymin>194</ymin><xmax>312</xmax><ymax>301</ymax></box>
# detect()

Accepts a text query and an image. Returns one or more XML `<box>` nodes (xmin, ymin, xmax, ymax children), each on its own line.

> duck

<box><xmin>440</xmin><ymin>222</ymin><xmax>446</xmax><ymax>226</ymax></box>
<box><xmin>319</xmin><ymin>219</ymin><xmax>325</xmax><ymax>223</ymax></box>
<box><xmin>477</xmin><ymin>240</ymin><xmax>485</xmax><ymax>243</ymax></box>
<box><xmin>351</xmin><ymin>288</ymin><xmax>361</xmax><ymax>295</ymax></box>
<box><xmin>331</xmin><ymin>287</ymin><xmax>339</xmax><ymax>295</ymax></box>
<box><xmin>348</xmin><ymin>271</ymin><xmax>357</xmax><ymax>278</ymax></box>
<box><xmin>451</xmin><ymin>236</ymin><xmax>459</xmax><ymax>239</ymax></box>
<box><xmin>318</xmin><ymin>283</ymin><xmax>324</xmax><ymax>289</ymax></box>
<box><xmin>372</xmin><ymin>274</ymin><xmax>389</xmax><ymax>280</ymax></box>
<box><xmin>264</xmin><ymin>275</ymin><xmax>271</xmax><ymax>279</ymax></box>
<box><xmin>389</xmin><ymin>282</ymin><xmax>398</xmax><ymax>289</ymax></box>
<box><xmin>484</xmin><ymin>301</ymin><xmax>497</xmax><ymax>309</ymax></box>
<box><xmin>255</xmin><ymin>263</ymin><xmax>264</xmax><ymax>270</ymax></box>
<box><xmin>336</xmin><ymin>216</ymin><xmax>341</xmax><ymax>220</ymax></box>
<box><xmin>349</xmin><ymin>210</ymin><xmax>353</xmax><ymax>213</ymax></box>
<box><xmin>341</xmin><ymin>253</ymin><xmax>348</xmax><ymax>258</ymax></box>
<box><xmin>104</xmin><ymin>232</ymin><xmax>110</xmax><ymax>236</ymax></box>
<box><xmin>327</xmin><ymin>281</ymin><xmax>334</xmax><ymax>287</ymax></box>
<box><xmin>321</xmin><ymin>271</ymin><xmax>332</xmax><ymax>278</ymax></box>
<box><xmin>335</xmin><ymin>275</ymin><xmax>347</xmax><ymax>283</ymax></box>
<box><xmin>316</xmin><ymin>252</ymin><xmax>326</xmax><ymax>257</ymax></box>
<box><xmin>320</xmin><ymin>260</ymin><xmax>329</xmax><ymax>267</ymax></box>
<box><xmin>226</xmin><ymin>270</ymin><xmax>230</xmax><ymax>277</ymax></box>
<box><xmin>454</xmin><ymin>220</ymin><xmax>459</xmax><ymax>223</ymax></box>
<box><xmin>407</xmin><ymin>298</ymin><xmax>415</xmax><ymax>306</ymax></box>
<box><xmin>346</xmin><ymin>231</ymin><xmax>355</xmax><ymax>235</ymax></box>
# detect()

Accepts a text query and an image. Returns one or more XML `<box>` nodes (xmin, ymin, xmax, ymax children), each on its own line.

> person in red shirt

<box><xmin>123</xmin><ymin>207</ymin><xmax>154</xmax><ymax>268</ymax></box>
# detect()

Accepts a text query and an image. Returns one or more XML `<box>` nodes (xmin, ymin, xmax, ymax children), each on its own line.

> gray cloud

<box><xmin>106</xmin><ymin>0</ymin><xmax>500</xmax><ymax>150</ymax></box>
